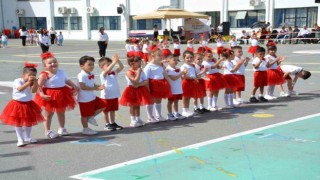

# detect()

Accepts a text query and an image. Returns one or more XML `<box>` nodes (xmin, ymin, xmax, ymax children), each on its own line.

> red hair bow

<box><xmin>24</xmin><ymin>62</ymin><xmax>38</xmax><ymax>68</ymax></box>
<box><xmin>41</xmin><ymin>52</ymin><xmax>55</xmax><ymax>60</ymax></box>
<box><xmin>267</xmin><ymin>41</ymin><xmax>276</xmax><ymax>47</ymax></box>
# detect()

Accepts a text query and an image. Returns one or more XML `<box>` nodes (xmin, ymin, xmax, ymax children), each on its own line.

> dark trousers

<box><xmin>50</xmin><ymin>34</ymin><xmax>56</xmax><ymax>45</ymax></box>
<box><xmin>98</xmin><ymin>41</ymin><xmax>108</xmax><ymax>57</ymax></box>
<box><xmin>40</xmin><ymin>43</ymin><xmax>49</xmax><ymax>53</ymax></box>
<box><xmin>21</xmin><ymin>36</ymin><xmax>26</xmax><ymax>46</ymax></box>
<box><xmin>154</xmin><ymin>31</ymin><xmax>158</xmax><ymax>39</ymax></box>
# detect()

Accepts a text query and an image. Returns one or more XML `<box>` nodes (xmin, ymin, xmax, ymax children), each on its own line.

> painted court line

<box><xmin>70</xmin><ymin>113</ymin><xmax>320</xmax><ymax>179</ymax></box>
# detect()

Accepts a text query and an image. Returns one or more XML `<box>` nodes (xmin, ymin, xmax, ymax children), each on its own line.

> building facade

<box><xmin>0</xmin><ymin>0</ymin><xmax>319</xmax><ymax>40</ymax></box>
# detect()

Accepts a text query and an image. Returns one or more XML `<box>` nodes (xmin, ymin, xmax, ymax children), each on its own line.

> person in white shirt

<box><xmin>1</xmin><ymin>32</ymin><xmax>8</xmax><ymax>48</ymax></box>
<box><xmin>229</xmin><ymin>35</ymin><xmax>237</xmax><ymax>49</ymax></box>
<box><xmin>97</xmin><ymin>27</ymin><xmax>109</xmax><ymax>57</ymax></box>
<box><xmin>19</xmin><ymin>26</ymin><xmax>27</xmax><ymax>46</ymax></box>
<box><xmin>297</xmin><ymin>25</ymin><xmax>311</xmax><ymax>44</ymax></box>
<box><xmin>57</xmin><ymin>32</ymin><xmax>64</xmax><ymax>46</ymax></box>
<box><xmin>49</xmin><ymin>27</ymin><xmax>57</xmax><ymax>46</ymax></box>
<box><xmin>38</xmin><ymin>28</ymin><xmax>50</xmax><ymax>53</ymax></box>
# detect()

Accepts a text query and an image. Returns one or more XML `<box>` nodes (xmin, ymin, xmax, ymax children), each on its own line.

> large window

<box><xmin>274</xmin><ymin>7</ymin><xmax>318</xmax><ymax>28</ymax></box>
<box><xmin>130</xmin><ymin>17</ymin><xmax>162</xmax><ymax>30</ymax></box>
<box><xmin>205</xmin><ymin>11</ymin><xmax>220</xmax><ymax>29</ymax></box>
<box><xmin>54</xmin><ymin>17</ymin><xmax>82</xmax><ymax>30</ymax></box>
<box><xmin>19</xmin><ymin>17</ymin><xmax>47</xmax><ymax>29</ymax></box>
<box><xmin>229</xmin><ymin>10</ymin><xmax>265</xmax><ymax>28</ymax></box>
<box><xmin>90</xmin><ymin>16</ymin><xmax>121</xmax><ymax>30</ymax></box>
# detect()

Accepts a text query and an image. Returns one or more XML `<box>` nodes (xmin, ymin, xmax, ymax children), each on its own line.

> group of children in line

<box><xmin>0</xmin><ymin>36</ymin><xmax>312</xmax><ymax>147</ymax></box>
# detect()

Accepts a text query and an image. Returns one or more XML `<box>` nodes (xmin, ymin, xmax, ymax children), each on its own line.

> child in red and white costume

<box><xmin>180</xmin><ymin>50</ymin><xmax>206</xmax><ymax>117</ymax></box>
<box><xmin>197</xmin><ymin>35</ymin><xmax>209</xmax><ymax>54</ymax></box>
<box><xmin>125</xmin><ymin>39</ymin><xmax>131</xmax><ymax>52</ymax></box>
<box><xmin>34</xmin><ymin>52</ymin><xmax>78</xmax><ymax>139</ymax></box>
<box><xmin>99</xmin><ymin>54</ymin><xmax>124</xmax><ymax>131</ymax></box>
<box><xmin>202</xmin><ymin>49</ymin><xmax>225</xmax><ymax>111</ymax></box>
<box><xmin>248</xmin><ymin>35</ymin><xmax>260</xmax><ymax>57</ymax></box>
<box><xmin>77</xmin><ymin>56</ymin><xmax>106</xmax><ymax>135</ymax></box>
<box><xmin>264</xmin><ymin>45</ymin><xmax>286</xmax><ymax>100</ymax></box>
<box><xmin>229</xmin><ymin>35</ymin><xmax>238</xmax><ymax>49</ymax></box>
<box><xmin>144</xmin><ymin>49</ymin><xmax>172</xmax><ymax>122</ymax></box>
<box><xmin>161</xmin><ymin>37</ymin><xmax>172</xmax><ymax>59</ymax></box>
<box><xmin>216</xmin><ymin>35</ymin><xmax>225</xmax><ymax>58</ymax></box>
<box><xmin>133</xmin><ymin>38</ymin><xmax>144</xmax><ymax>59</ymax></box>
<box><xmin>166</xmin><ymin>54</ymin><xmax>188</xmax><ymax>121</ymax></box>
<box><xmin>173</xmin><ymin>36</ymin><xmax>181</xmax><ymax>57</ymax></box>
<box><xmin>0</xmin><ymin>63</ymin><xmax>44</xmax><ymax>147</ymax></box>
<box><xmin>186</xmin><ymin>38</ymin><xmax>195</xmax><ymax>52</ymax></box>
<box><xmin>119</xmin><ymin>55</ymin><xmax>152</xmax><ymax>127</ymax></box>
<box><xmin>142</xmin><ymin>39</ymin><xmax>150</xmax><ymax>66</ymax></box>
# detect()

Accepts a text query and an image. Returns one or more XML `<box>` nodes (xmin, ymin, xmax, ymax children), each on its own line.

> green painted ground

<box><xmin>75</xmin><ymin>116</ymin><xmax>320</xmax><ymax>180</ymax></box>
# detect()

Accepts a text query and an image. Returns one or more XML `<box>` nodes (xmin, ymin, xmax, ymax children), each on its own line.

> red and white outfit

<box><xmin>248</xmin><ymin>39</ymin><xmax>259</xmax><ymax>54</ymax></box>
<box><xmin>229</xmin><ymin>39</ymin><xmax>237</xmax><ymax>48</ymax></box>
<box><xmin>100</xmin><ymin>71</ymin><xmax>121</xmax><ymax>112</ymax></box>
<box><xmin>216</xmin><ymin>40</ymin><xmax>224</xmax><ymax>55</ymax></box>
<box><xmin>180</xmin><ymin>63</ymin><xmax>205</xmax><ymax>98</ymax></box>
<box><xmin>265</xmin><ymin>55</ymin><xmax>286</xmax><ymax>85</ymax></box>
<box><xmin>232</xmin><ymin>56</ymin><xmax>246</xmax><ymax>91</ymax></box>
<box><xmin>223</xmin><ymin>61</ymin><xmax>243</xmax><ymax>89</ymax></box>
<box><xmin>166</xmin><ymin>66</ymin><xmax>183</xmax><ymax>101</ymax></box>
<box><xmin>197</xmin><ymin>40</ymin><xmax>208</xmax><ymax>54</ymax></box>
<box><xmin>252</xmin><ymin>57</ymin><xmax>268</xmax><ymax>87</ymax></box>
<box><xmin>0</xmin><ymin>78</ymin><xmax>44</xmax><ymax>127</ymax></box>
<box><xmin>34</xmin><ymin>69</ymin><xmax>76</xmax><ymax>112</ymax></box>
<box><xmin>203</xmin><ymin>60</ymin><xmax>225</xmax><ymax>91</ymax></box>
<box><xmin>144</xmin><ymin>63</ymin><xmax>172</xmax><ymax>99</ymax></box>
<box><xmin>162</xmin><ymin>42</ymin><xmax>172</xmax><ymax>59</ymax></box>
<box><xmin>187</xmin><ymin>42</ymin><xmax>194</xmax><ymax>52</ymax></box>
<box><xmin>77</xmin><ymin>70</ymin><xmax>105</xmax><ymax>117</ymax></box>
<box><xmin>194</xmin><ymin>64</ymin><xmax>207</xmax><ymax>97</ymax></box>
<box><xmin>119</xmin><ymin>70</ymin><xmax>152</xmax><ymax>106</ymax></box>
<box><xmin>134</xmin><ymin>44</ymin><xmax>144</xmax><ymax>59</ymax></box>
<box><xmin>125</xmin><ymin>44</ymin><xmax>131</xmax><ymax>52</ymax></box>
<box><xmin>173</xmin><ymin>42</ymin><xmax>181</xmax><ymax>56</ymax></box>
<box><xmin>142</xmin><ymin>43</ymin><xmax>149</xmax><ymax>63</ymax></box>
<box><xmin>279</xmin><ymin>65</ymin><xmax>303</xmax><ymax>80</ymax></box>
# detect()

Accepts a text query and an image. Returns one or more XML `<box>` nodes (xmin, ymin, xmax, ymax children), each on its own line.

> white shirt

<box><xmin>252</xmin><ymin>57</ymin><xmax>267</xmax><ymax>71</ymax></box>
<box><xmin>202</xmin><ymin>60</ymin><xmax>219</xmax><ymax>74</ymax></box>
<box><xmin>129</xmin><ymin>45</ymin><xmax>135</xmax><ymax>52</ymax></box>
<box><xmin>100</xmin><ymin>71</ymin><xmax>121</xmax><ymax>99</ymax></box>
<box><xmin>143</xmin><ymin>63</ymin><xmax>164</xmax><ymax>80</ymax></box>
<box><xmin>98</xmin><ymin>32</ymin><xmax>109</xmax><ymax>41</ymax></box>
<box><xmin>49</xmin><ymin>30</ymin><xmax>56</xmax><ymax>35</ymax></box>
<box><xmin>12</xmin><ymin>78</ymin><xmax>33</xmax><ymax>102</ymax></box>
<box><xmin>216</xmin><ymin>40</ymin><xmax>224</xmax><ymax>47</ymax></box>
<box><xmin>43</xmin><ymin>69</ymin><xmax>68</xmax><ymax>88</ymax></box>
<box><xmin>173</xmin><ymin>43</ymin><xmax>180</xmax><ymax>49</ymax></box>
<box><xmin>166</xmin><ymin>66</ymin><xmax>183</xmax><ymax>95</ymax></box>
<box><xmin>187</xmin><ymin>43</ymin><xmax>193</xmax><ymax>48</ymax></box>
<box><xmin>232</xmin><ymin>56</ymin><xmax>245</xmax><ymax>75</ymax></box>
<box><xmin>57</xmin><ymin>34</ymin><xmax>63</xmax><ymax>40</ymax></box>
<box><xmin>265</xmin><ymin>54</ymin><xmax>278</xmax><ymax>70</ymax></box>
<box><xmin>200</xmin><ymin>41</ymin><xmax>208</xmax><ymax>47</ymax></box>
<box><xmin>280</xmin><ymin>65</ymin><xmax>302</xmax><ymax>75</ymax></box>
<box><xmin>229</xmin><ymin>40</ymin><xmax>237</xmax><ymax>47</ymax></box>
<box><xmin>125</xmin><ymin>44</ymin><xmax>131</xmax><ymax>52</ymax></box>
<box><xmin>194</xmin><ymin>64</ymin><xmax>206</xmax><ymax>78</ymax></box>
<box><xmin>298</xmin><ymin>29</ymin><xmax>310</xmax><ymax>36</ymax></box>
<box><xmin>38</xmin><ymin>34</ymin><xmax>50</xmax><ymax>45</ymax></box>
<box><xmin>251</xmin><ymin>39</ymin><xmax>259</xmax><ymax>46</ymax></box>
<box><xmin>1</xmin><ymin>35</ymin><xmax>8</xmax><ymax>41</ymax></box>
<box><xmin>133</xmin><ymin>45</ymin><xmax>141</xmax><ymax>52</ymax></box>
<box><xmin>142</xmin><ymin>44</ymin><xmax>149</xmax><ymax>53</ymax></box>
<box><xmin>223</xmin><ymin>61</ymin><xmax>235</xmax><ymax>75</ymax></box>
<box><xmin>19</xmin><ymin>29</ymin><xmax>27</xmax><ymax>36</ymax></box>
<box><xmin>77</xmin><ymin>70</ymin><xmax>96</xmax><ymax>102</ymax></box>
<box><xmin>180</xmin><ymin>63</ymin><xmax>196</xmax><ymax>78</ymax></box>
<box><xmin>125</xmin><ymin>71</ymin><xmax>147</xmax><ymax>86</ymax></box>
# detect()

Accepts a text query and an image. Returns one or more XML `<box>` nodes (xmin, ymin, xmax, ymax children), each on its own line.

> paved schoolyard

<box><xmin>0</xmin><ymin>39</ymin><xmax>319</xmax><ymax>180</ymax></box>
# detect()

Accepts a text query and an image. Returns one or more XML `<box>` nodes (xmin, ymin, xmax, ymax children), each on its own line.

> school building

<box><xmin>0</xmin><ymin>0</ymin><xmax>319</xmax><ymax>41</ymax></box>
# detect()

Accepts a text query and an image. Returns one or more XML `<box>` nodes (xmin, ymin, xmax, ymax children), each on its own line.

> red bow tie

<box><xmin>88</xmin><ymin>74</ymin><xmax>94</xmax><ymax>80</ymax></box>
<box><xmin>174</xmin><ymin>69</ymin><xmax>180</xmax><ymax>73</ymax></box>
<box><xmin>108</xmin><ymin>71</ymin><xmax>115</xmax><ymax>76</ymax></box>
<box><xmin>200</xmin><ymin>65</ymin><xmax>204</xmax><ymax>70</ymax></box>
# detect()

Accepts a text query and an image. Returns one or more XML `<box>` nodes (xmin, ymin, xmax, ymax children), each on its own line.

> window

<box><xmin>70</xmin><ymin>17</ymin><xmax>82</xmax><ymax>30</ymax></box>
<box><xmin>54</xmin><ymin>17</ymin><xmax>82</xmax><ymax>30</ymax></box>
<box><xmin>90</xmin><ymin>16</ymin><xmax>121</xmax><ymax>30</ymax></box>
<box><xmin>274</xmin><ymin>7</ymin><xmax>318</xmax><ymax>28</ymax></box>
<box><xmin>19</xmin><ymin>17</ymin><xmax>47</xmax><ymax>29</ymax></box>
<box><xmin>229</xmin><ymin>10</ymin><xmax>265</xmax><ymax>28</ymax></box>
<box><xmin>129</xmin><ymin>17</ymin><xmax>162</xmax><ymax>30</ymax></box>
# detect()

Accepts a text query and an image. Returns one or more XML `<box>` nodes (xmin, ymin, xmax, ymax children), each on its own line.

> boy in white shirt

<box><xmin>1</xmin><ymin>32</ymin><xmax>8</xmax><ymax>48</ymax></box>
<box><xmin>57</xmin><ymin>32</ymin><xmax>64</xmax><ymax>46</ymax></box>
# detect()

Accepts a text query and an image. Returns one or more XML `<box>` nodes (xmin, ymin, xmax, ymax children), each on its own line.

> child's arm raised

<box><xmin>102</xmin><ymin>54</ymin><xmax>119</xmax><ymax>76</ymax></box>
<box><xmin>211</xmin><ymin>57</ymin><xmax>224</xmax><ymax>69</ymax></box>
<box><xmin>115</xmin><ymin>55</ymin><xmax>124</xmax><ymax>74</ymax></box>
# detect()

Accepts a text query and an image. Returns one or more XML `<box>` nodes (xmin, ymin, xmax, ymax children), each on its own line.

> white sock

<box><xmin>229</xmin><ymin>94</ymin><xmax>234</xmax><ymax>106</ymax></box>
<box><xmin>269</xmin><ymin>86</ymin><xmax>275</xmax><ymax>96</ymax></box>
<box><xmin>130</xmin><ymin>116</ymin><xmax>135</xmax><ymax>121</ymax></box>
<box><xmin>212</xmin><ymin>96</ymin><xmax>218</xmax><ymax>108</ymax></box>
<box><xmin>182</xmin><ymin>108</ymin><xmax>189</xmax><ymax>113</ymax></box>
<box><xmin>224</xmin><ymin>94</ymin><xmax>229</xmax><ymax>106</ymax></box>
<box><xmin>194</xmin><ymin>105</ymin><xmax>198</xmax><ymax>110</ymax></box>
<box><xmin>154</xmin><ymin>103</ymin><xmax>161</xmax><ymax>117</ymax></box>
<box><xmin>258</xmin><ymin>94</ymin><xmax>263</xmax><ymax>97</ymax></box>
<box><xmin>134</xmin><ymin>116</ymin><xmax>138</xmax><ymax>121</ymax></box>
<box><xmin>15</xmin><ymin>127</ymin><xmax>24</xmax><ymax>142</ymax></box>
<box><xmin>207</xmin><ymin>97</ymin><xmax>212</xmax><ymax>108</ymax></box>
<box><xmin>199</xmin><ymin>104</ymin><xmax>204</xmax><ymax>109</ymax></box>
<box><xmin>24</xmin><ymin>126</ymin><xmax>32</xmax><ymax>140</ymax></box>
<box><xmin>146</xmin><ymin>105</ymin><xmax>154</xmax><ymax>118</ymax></box>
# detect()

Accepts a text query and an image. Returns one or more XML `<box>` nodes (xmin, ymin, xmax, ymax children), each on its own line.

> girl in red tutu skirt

<box><xmin>34</xmin><ymin>52</ymin><xmax>78</xmax><ymax>139</ymax></box>
<box><xmin>0</xmin><ymin>63</ymin><xmax>44</xmax><ymax>147</ymax></box>
<box><xmin>222</xmin><ymin>48</ymin><xmax>245</xmax><ymax>108</ymax></box>
<box><xmin>161</xmin><ymin>36</ymin><xmax>172</xmax><ymax>59</ymax></box>
<box><xmin>264</xmin><ymin>45</ymin><xmax>286</xmax><ymax>100</ymax></box>
<box><xmin>216</xmin><ymin>35</ymin><xmax>225</xmax><ymax>58</ymax></box>
<box><xmin>186</xmin><ymin>38</ymin><xmax>195</xmax><ymax>52</ymax></box>
<box><xmin>248</xmin><ymin>35</ymin><xmax>260</xmax><ymax>57</ymax></box>
<box><xmin>202</xmin><ymin>49</ymin><xmax>226</xmax><ymax>111</ymax></box>
<box><xmin>144</xmin><ymin>48</ymin><xmax>172</xmax><ymax>123</ymax></box>
<box><xmin>197</xmin><ymin>35</ymin><xmax>210</xmax><ymax>54</ymax></box>
<box><xmin>173</xmin><ymin>37</ymin><xmax>181</xmax><ymax>57</ymax></box>
<box><xmin>119</xmin><ymin>55</ymin><xmax>152</xmax><ymax>127</ymax></box>
<box><xmin>142</xmin><ymin>39</ymin><xmax>150</xmax><ymax>66</ymax></box>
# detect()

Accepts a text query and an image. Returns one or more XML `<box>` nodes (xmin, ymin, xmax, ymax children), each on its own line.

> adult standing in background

<box><xmin>49</xmin><ymin>27</ymin><xmax>57</xmax><ymax>46</ymax></box>
<box><xmin>19</xmin><ymin>26</ymin><xmax>27</xmax><ymax>46</ymax></box>
<box><xmin>153</xmin><ymin>24</ymin><xmax>159</xmax><ymax>39</ymax></box>
<box><xmin>97</xmin><ymin>27</ymin><xmax>109</xmax><ymax>57</ymax></box>
<box><xmin>217</xmin><ymin>23</ymin><xmax>223</xmax><ymax>35</ymax></box>
<box><xmin>38</xmin><ymin>28</ymin><xmax>50</xmax><ymax>53</ymax></box>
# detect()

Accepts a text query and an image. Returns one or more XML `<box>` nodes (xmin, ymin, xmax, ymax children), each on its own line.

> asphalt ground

<box><xmin>0</xmin><ymin>39</ymin><xmax>319</xmax><ymax>180</ymax></box>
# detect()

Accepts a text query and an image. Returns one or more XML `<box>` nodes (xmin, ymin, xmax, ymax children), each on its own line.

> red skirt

<box><xmin>267</xmin><ymin>69</ymin><xmax>286</xmax><ymax>85</ymax></box>
<box><xmin>217</xmin><ymin>47</ymin><xmax>224</xmax><ymax>54</ymax></box>
<box><xmin>182</xmin><ymin>79</ymin><xmax>206</xmax><ymax>98</ymax></box>
<box><xmin>197</xmin><ymin>47</ymin><xmax>205</xmax><ymax>54</ymax></box>
<box><xmin>0</xmin><ymin>100</ymin><xmax>44</xmax><ymax>127</ymax></box>
<box><xmin>119</xmin><ymin>86</ymin><xmax>152</xmax><ymax>106</ymax></box>
<box><xmin>143</xmin><ymin>53</ymin><xmax>149</xmax><ymax>63</ymax></box>
<box><xmin>34</xmin><ymin>86</ymin><xmax>76</xmax><ymax>112</ymax></box>
<box><xmin>198</xmin><ymin>79</ymin><xmax>206</xmax><ymax>95</ymax></box>
<box><xmin>162</xmin><ymin>49</ymin><xmax>172</xmax><ymax>59</ymax></box>
<box><xmin>248</xmin><ymin>45</ymin><xmax>259</xmax><ymax>54</ymax></box>
<box><xmin>206</xmin><ymin>73</ymin><xmax>226</xmax><ymax>91</ymax></box>
<box><xmin>149</xmin><ymin>79</ymin><xmax>172</xmax><ymax>99</ymax></box>
<box><xmin>187</xmin><ymin>47</ymin><xmax>194</xmax><ymax>53</ymax></box>
<box><xmin>234</xmin><ymin>75</ymin><xmax>245</xmax><ymax>91</ymax></box>
<box><xmin>134</xmin><ymin>51</ymin><xmax>144</xmax><ymax>59</ymax></box>
<box><xmin>224</xmin><ymin>74</ymin><xmax>243</xmax><ymax>89</ymax></box>
<box><xmin>168</xmin><ymin>94</ymin><xmax>182</xmax><ymax>101</ymax></box>
<box><xmin>173</xmin><ymin>49</ymin><xmax>180</xmax><ymax>56</ymax></box>
<box><xmin>254</xmin><ymin>71</ymin><xmax>268</xmax><ymax>87</ymax></box>
<box><xmin>101</xmin><ymin>98</ymin><xmax>119</xmax><ymax>112</ymax></box>
<box><xmin>79</xmin><ymin>97</ymin><xmax>106</xmax><ymax>117</ymax></box>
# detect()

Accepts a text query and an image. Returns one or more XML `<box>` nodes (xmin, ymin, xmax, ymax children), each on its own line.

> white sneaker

<box><xmin>289</xmin><ymin>90</ymin><xmax>299</xmax><ymax>95</ymax></box>
<box><xmin>25</xmin><ymin>139</ymin><xmax>37</xmax><ymax>144</ymax></box>
<box><xmin>82</xmin><ymin>128</ymin><xmax>98</xmax><ymax>135</ymax></box>
<box><xmin>88</xmin><ymin>116</ymin><xmax>98</xmax><ymax>126</ymax></box>
<box><xmin>279</xmin><ymin>91</ymin><xmax>290</xmax><ymax>97</ymax></box>
<box><xmin>156</xmin><ymin>116</ymin><xmax>167</xmax><ymax>122</ymax></box>
<box><xmin>17</xmin><ymin>141</ymin><xmax>25</xmax><ymax>147</ymax></box>
<box><xmin>130</xmin><ymin>120</ymin><xmax>144</xmax><ymax>127</ymax></box>
<box><xmin>167</xmin><ymin>113</ymin><xmax>177</xmax><ymax>121</ymax></box>
<box><xmin>264</xmin><ymin>94</ymin><xmax>275</xmax><ymax>100</ymax></box>
<box><xmin>181</xmin><ymin>111</ymin><xmax>194</xmax><ymax>118</ymax></box>
<box><xmin>46</xmin><ymin>130</ymin><xmax>59</xmax><ymax>139</ymax></box>
<box><xmin>233</xmin><ymin>99</ymin><xmax>241</xmax><ymax>105</ymax></box>
<box><xmin>57</xmin><ymin>128</ymin><xmax>70</xmax><ymax>136</ymax></box>
<box><xmin>225</xmin><ymin>105</ymin><xmax>235</xmax><ymax>109</ymax></box>
<box><xmin>174</xmin><ymin>112</ymin><xmax>186</xmax><ymax>120</ymax></box>
<box><xmin>147</xmin><ymin>116</ymin><xmax>159</xmax><ymax>123</ymax></box>
<box><xmin>210</xmin><ymin>107</ymin><xmax>222</xmax><ymax>112</ymax></box>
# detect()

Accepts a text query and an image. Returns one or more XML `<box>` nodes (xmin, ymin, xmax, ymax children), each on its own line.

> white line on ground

<box><xmin>70</xmin><ymin>113</ymin><xmax>320</xmax><ymax>180</ymax></box>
